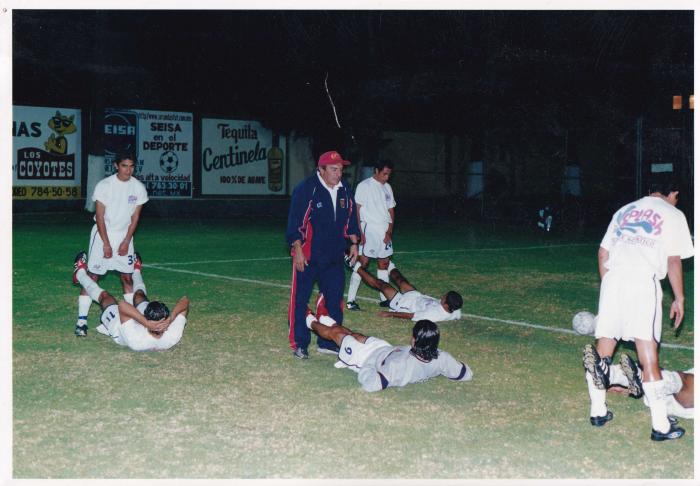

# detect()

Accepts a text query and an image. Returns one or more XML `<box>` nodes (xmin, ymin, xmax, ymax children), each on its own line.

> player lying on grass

<box><xmin>305</xmin><ymin>308</ymin><xmax>472</xmax><ymax>392</ymax></box>
<box><xmin>585</xmin><ymin>347</ymin><xmax>694</xmax><ymax>421</ymax></box>
<box><xmin>72</xmin><ymin>251</ymin><xmax>189</xmax><ymax>351</ymax></box>
<box><xmin>346</xmin><ymin>259</ymin><xmax>462</xmax><ymax>322</ymax></box>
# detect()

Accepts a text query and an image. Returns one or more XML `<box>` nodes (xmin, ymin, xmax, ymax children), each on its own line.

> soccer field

<box><xmin>12</xmin><ymin>214</ymin><xmax>694</xmax><ymax>479</ymax></box>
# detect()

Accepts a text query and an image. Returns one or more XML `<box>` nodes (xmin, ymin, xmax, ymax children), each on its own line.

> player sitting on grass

<box><xmin>585</xmin><ymin>346</ymin><xmax>694</xmax><ymax>421</ymax></box>
<box><xmin>346</xmin><ymin>259</ymin><xmax>462</xmax><ymax>322</ymax></box>
<box><xmin>305</xmin><ymin>307</ymin><xmax>472</xmax><ymax>392</ymax></box>
<box><xmin>72</xmin><ymin>251</ymin><xmax>189</xmax><ymax>351</ymax></box>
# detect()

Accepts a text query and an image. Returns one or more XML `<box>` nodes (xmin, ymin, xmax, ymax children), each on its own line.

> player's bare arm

<box><xmin>118</xmin><ymin>204</ymin><xmax>143</xmax><ymax>256</ymax></box>
<box><xmin>356</xmin><ymin>203</ymin><xmax>366</xmax><ymax>245</ymax></box>
<box><xmin>385</xmin><ymin>207</ymin><xmax>395</xmax><ymax>244</ymax></box>
<box><xmin>168</xmin><ymin>296</ymin><xmax>190</xmax><ymax>323</ymax></box>
<box><xmin>95</xmin><ymin>201</ymin><xmax>112</xmax><ymax>258</ymax></box>
<box><xmin>291</xmin><ymin>239</ymin><xmax>306</xmax><ymax>272</ymax></box>
<box><xmin>667</xmin><ymin>255</ymin><xmax>685</xmax><ymax>328</ymax></box>
<box><xmin>378</xmin><ymin>310</ymin><xmax>413</xmax><ymax>319</ymax></box>
<box><xmin>117</xmin><ymin>300</ymin><xmax>168</xmax><ymax>332</ymax></box>
<box><xmin>597</xmin><ymin>247</ymin><xmax>609</xmax><ymax>280</ymax></box>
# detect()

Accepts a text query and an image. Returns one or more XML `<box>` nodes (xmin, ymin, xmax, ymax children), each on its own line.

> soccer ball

<box><xmin>159</xmin><ymin>151</ymin><xmax>179</xmax><ymax>173</ymax></box>
<box><xmin>572</xmin><ymin>311</ymin><xmax>597</xmax><ymax>336</ymax></box>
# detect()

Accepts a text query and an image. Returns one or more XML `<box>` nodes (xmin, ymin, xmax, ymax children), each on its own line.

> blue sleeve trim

<box><xmin>378</xmin><ymin>372</ymin><xmax>389</xmax><ymax>389</ymax></box>
<box><xmin>450</xmin><ymin>363</ymin><xmax>467</xmax><ymax>381</ymax></box>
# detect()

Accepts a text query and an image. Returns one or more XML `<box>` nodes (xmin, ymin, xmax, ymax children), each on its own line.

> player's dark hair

<box><xmin>648</xmin><ymin>175</ymin><xmax>680</xmax><ymax>196</ymax></box>
<box><xmin>373</xmin><ymin>159</ymin><xmax>393</xmax><ymax>172</ymax></box>
<box><xmin>144</xmin><ymin>301</ymin><xmax>170</xmax><ymax>321</ymax></box>
<box><xmin>411</xmin><ymin>320</ymin><xmax>440</xmax><ymax>361</ymax></box>
<box><xmin>114</xmin><ymin>152</ymin><xmax>135</xmax><ymax>165</ymax></box>
<box><xmin>445</xmin><ymin>291</ymin><xmax>463</xmax><ymax>313</ymax></box>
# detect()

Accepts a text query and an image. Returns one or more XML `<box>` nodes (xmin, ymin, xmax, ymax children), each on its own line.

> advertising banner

<box><xmin>201</xmin><ymin>118</ymin><xmax>285</xmax><ymax>195</ymax></box>
<box><xmin>12</xmin><ymin>105</ymin><xmax>82</xmax><ymax>199</ymax></box>
<box><xmin>104</xmin><ymin>108</ymin><xmax>193</xmax><ymax>198</ymax></box>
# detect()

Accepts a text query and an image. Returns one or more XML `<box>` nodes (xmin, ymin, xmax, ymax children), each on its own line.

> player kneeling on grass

<box><xmin>305</xmin><ymin>309</ymin><xmax>472</xmax><ymax>392</ymax></box>
<box><xmin>73</xmin><ymin>250</ymin><xmax>189</xmax><ymax>351</ymax></box>
<box><xmin>346</xmin><ymin>259</ymin><xmax>462</xmax><ymax>323</ymax></box>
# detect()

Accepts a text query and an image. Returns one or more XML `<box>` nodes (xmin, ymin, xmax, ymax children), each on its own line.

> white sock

<box><xmin>660</xmin><ymin>370</ymin><xmax>683</xmax><ymax>395</ymax></box>
<box><xmin>318</xmin><ymin>315</ymin><xmax>336</xmax><ymax>327</ymax></box>
<box><xmin>608</xmin><ymin>364</ymin><xmax>629</xmax><ymax>387</ymax></box>
<box><xmin>137</xmin><ymin>301</ymin><xmax>149</xmax><ymax>314</ymax></box>
<box><xmin>347</xmin><ymin>272</ymin><xmax>362</xmax><ymax>302</ymax></box>
<box><xmin>642</xmin><ymin>380</ymin><xmax>671</xmax><ymax>433</ymax></box>
<box><xmin>76</xmin><ymin>269</ymin><xmax>104</xmax><ymax>302</ymax></box>
<box><xmin>377</xmin><ymin>269</ymin><xmax>389</xmax><ymax>301</ymax></box>
<box><xmin>586</xmin><ymin>372</ymin><xmax>607</xmax><ymax>417</ymax></box>
<box><xmin>352</xmin><ymin>261</ymin><xmax>361</xmax><ymax>272</ymax></box>
<box><xmin>305</xmin><ymin>313</ymin><xmax>316</xmax><ymax>329</ymax></box>
<box><xmin>387</xmin><ymin>261</ymin><xmax>396</xmax><ymax>272</ymax></box>
<box><xmin>123</xmin><ymin>293</ymin><xmax>134</xmax><ymax>305</ymax></box>
<box><xmin>132</xmin><ymin>270</ymin><xmax>147</xmax><ymax>295</ymax></box>
<box><xmin>77</xmin><ymin>295</ymin><xmax>92</xmax><ymax>324</ymax></box>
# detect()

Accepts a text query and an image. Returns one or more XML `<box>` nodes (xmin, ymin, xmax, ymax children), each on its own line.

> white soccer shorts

<box><xmin>388</xmin><ymin>290</ymin><xmax>421</xmax><ymax>313</ymax></box>
<box><xmin>596</xmin><ymin>269</ymin><xmax>662</xmax><ymax>343</ymax></box>
<box><xmin>337</xmin><ymin>335</ymin><xmax>393</xmax><ymax>372</ymax></box>
<box><xmin>87</xmin><ymin>224</ymin><xmax>136</xmax><ymax>275</ymax></box>
<box><xmin>359</xmin><ymin>222</ymin><xmax>393</xmax><ymax>259</ymax></box>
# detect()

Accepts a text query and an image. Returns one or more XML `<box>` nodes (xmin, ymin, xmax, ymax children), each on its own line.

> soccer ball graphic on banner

<box><xmin>572</xmin><ymin>311</ymin><xmax>597</xmax><ymax>336</ymax></box>
<box><xmin>159</xmin><ymin>150</ymin><xmax>179</xmax><ymax>173</ymax></box>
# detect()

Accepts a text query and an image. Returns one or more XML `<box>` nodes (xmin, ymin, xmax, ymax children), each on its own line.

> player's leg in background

<box><xmin>674</xmin><ymin>372</ymin><xmax>693</xmax><ymax>408</ymax></box>
<box><xmin>388</xmin><ymin>267</ymin><xmax>416</xmax><ymax>294</ymax></box>
<box><xmin>356</xmin><ymin>266</ymin><xmax>398</xmax><ymax>301</ymax></box>
<box><xmin>289</xmin><ymin>260</ymin><xmax>318</xmax><ymax>355</ymax></box>
<box><xmin>636</xmin><ymin>339</ymin><xmax>683</xmax><ymax>439</ymax></box>
<box><xmin>583</xmin><ymin>337</ymin><xmax>616</xmax><ymax>425</ymax></box>
<box><xmin>346</xmin><ymin>254</ymin><xmax>370</xmax><ymax>310</ymax></box>
<box><xmin>317</xmin><ymin>261</ymin><xmax>346</xmax><ymax>352</ymax></box>
<box><xmin>309</xmin><ymin>319</ymin><xmax>368</xmax><ymax>347</ymax></box>
<box><xmin>376</xmin><ymin>257</ymin><xmax>391</xmax><ymax>303</ymax></box>
<box><xmin>120</xmin><ymin>272</ymin><xmax>135</xmax><ymax>304</ymax></box>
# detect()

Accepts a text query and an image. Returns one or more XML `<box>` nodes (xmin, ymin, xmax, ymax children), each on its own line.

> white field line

<box><xmin>144</xmin><ymin>264</ymin><xmax>694</xmax><ymax>352</ymax></box>
<box><xmin>147</xmin><ymin>243</ymin><xmax>594</xmax><ymax>266</ymax></box>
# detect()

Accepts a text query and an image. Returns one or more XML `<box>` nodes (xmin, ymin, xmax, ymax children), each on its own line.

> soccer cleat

<box><xmin>346</xmin><ymin>301</ymin><xmax>361</xmax><ymax>311</ymax></box>
<box><xmin>293</xmin><ymin>347</ymin><xmax>309</xmax><ymax>360</ymax></box>
<box><xmin>74</xmin><ymin>323</ymin><xmax>88</xmax><ymax>337</ymax></box>
<box><xmin>133</xmin><ymin>252</ymin><xmax>143</xmax><ymax>271</ymax></box>
<box><xmin>72</xmin><ymin>251</ymin><xmax>88</xmax><ymax>284</ymax></box>
<box><xmin>343</xmin><ymin>252</ymin><xmax>354</xmax><ymax>270</ymax></box>
<box><xmin>590</xmin><ymin>410</ymin><xmax>613</xmax><ymax>427</ymax></box>
<box><xmin>378</xmin><ymin>300</ymin><xmax>390</xmax><ymax>308</ymax></box>
<box><xmin>583</xmin><ymin>344</ymin><xmax>611</xmax><ymax>389</ymax></box>
<box><xmin>619</xmin><ymin>353</ymin><xmax>643</xmax><ymax>399</ymax></box>
<box><xmin>650</xmin><ymin>424</ymin><xmax>685</xmax><ymax>441</ymax></box>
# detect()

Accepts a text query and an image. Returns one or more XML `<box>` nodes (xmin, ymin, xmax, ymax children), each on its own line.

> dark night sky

<box><xmin>12</xmin><ymin>10</ymin><xmax>694</xmax><ymax>136</ymax></box>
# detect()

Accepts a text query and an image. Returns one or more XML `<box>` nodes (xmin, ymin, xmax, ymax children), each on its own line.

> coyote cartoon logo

<box><xmin>44</xmin><ymin>111</ymin><xmax>77</xmax><ymax>155</ymax></box>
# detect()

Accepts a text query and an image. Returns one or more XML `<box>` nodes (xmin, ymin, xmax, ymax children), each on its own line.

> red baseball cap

<box><xmin>318</xmin><ymin>150</ymin><xmax>351</xmax><ymax>166</ymax></box>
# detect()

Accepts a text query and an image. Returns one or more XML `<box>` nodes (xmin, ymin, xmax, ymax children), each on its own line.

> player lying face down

<box><xmin>305</xmin><ymin>311</ymin><xmax>472</xmax><ymax>392</ymax></box>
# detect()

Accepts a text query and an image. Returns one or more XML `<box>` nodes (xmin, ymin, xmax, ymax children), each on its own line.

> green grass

<box><xmin>12</xmin><ymin>215</ymin><xmax>694</xmax><ymax>478</ymax></box>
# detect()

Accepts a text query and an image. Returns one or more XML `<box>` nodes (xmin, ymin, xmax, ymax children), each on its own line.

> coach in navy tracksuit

<box><xmin>286</xmin><ymin>150</ymin><xmax>360</xmax><ymax>359</ymax></box>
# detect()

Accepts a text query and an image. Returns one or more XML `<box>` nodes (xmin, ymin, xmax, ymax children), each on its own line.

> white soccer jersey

<box><xmin>92</xmin><ymin>174</ymin><xmax>149</xmax><ymax>233</ymax></box>
<box><xmin>99</xmin><ymin>303</ymin><xmax>187</xmax><ymax>351</ymax></box>
<box><xmin>354</xmin><ymin>177</ymin><xmax>396</xmax><ymax>225</ymax></box>
<box><xmin>600</xmin><ymin>196</ymin><xmax>693</xmax><ymax>279</ymax></box>
<box><xmin>389</xmin><ymin>290</ymin><xmax>461</xmax><ymax>322</ymax></box>
<box><xmin>337</xmin><ymin>336</ymin><xmax>472</xmax><ymax>392</ymax></box>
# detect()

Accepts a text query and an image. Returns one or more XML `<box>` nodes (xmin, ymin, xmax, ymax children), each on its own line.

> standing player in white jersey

<box><xmin>305</xmin><ymin>308</ymin><xmax>472</xmax><ymax>392</ymax></box>
<box><xmin>74</xmin><ymin>153</ymin><xmax>149</xmax><ymax>337</ymax></box>
<box><xmin>346</xmin><ymin>160</ymin><xmax>396</xmax><ymax>310</ymax></box>
<box><xmin>73</xmin><ymin>250</ymin><xmax>189</xmax><ymax>351</ymax></box>
<box><xmin>346</xmin><ymin>260</ymin><xmax>463</xmax><ymax>323</ymax></box>
<box><xmin>582</xmin><ymin>179</ymin><xmax>694</xmax><ymax>441</ymax></box>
